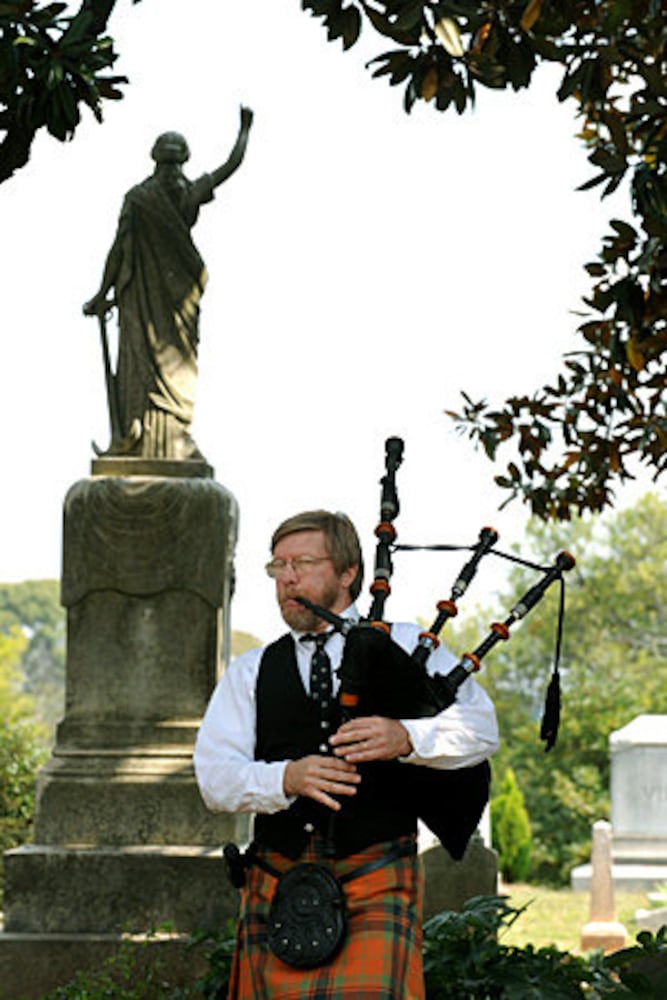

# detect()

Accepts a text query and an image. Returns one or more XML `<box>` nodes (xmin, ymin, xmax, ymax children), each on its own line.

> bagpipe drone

<box><xmin>296</xmin><ymin>437</ymin><xmax>575</xmax><ymax>860</ymax></box>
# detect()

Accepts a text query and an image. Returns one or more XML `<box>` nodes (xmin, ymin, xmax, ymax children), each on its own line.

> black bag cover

<box><xmin>339</xmin><ymin>625</ymin><xmax>490</xmax><ymax>860</ymax></box>
<box><xmin>267</xmin><ymin>863</ymin><xmax>347</xmax><ymax>969</ymax></box>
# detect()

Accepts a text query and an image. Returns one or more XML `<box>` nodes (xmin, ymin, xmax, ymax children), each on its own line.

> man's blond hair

<box><xmin>271</xmin><ymin>510</ymin><xmax>364</xmax><ymax>601</ymax></box>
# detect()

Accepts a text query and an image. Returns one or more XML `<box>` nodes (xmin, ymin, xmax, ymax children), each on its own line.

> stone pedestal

<box><xmin>572</xmin><ymin>715</ymin><xmax>667</xmax><ymax>891</ymax></box>
<box><xmin>1</xmin><ymin>471</ymin><xmax>246</xmax><ymax>998</ymax></box>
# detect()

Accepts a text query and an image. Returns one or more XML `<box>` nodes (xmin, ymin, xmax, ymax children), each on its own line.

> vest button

<box><xmin>304</xmin><ymin>822</ymin><xmax>315</xmax><ymax>833</ymax></box>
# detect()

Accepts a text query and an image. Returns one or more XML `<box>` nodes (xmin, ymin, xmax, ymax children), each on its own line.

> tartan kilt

<box><xmin>228</xmin><ymin>833</ymin><xmax>424</xmax><ymax>999</ymax></box>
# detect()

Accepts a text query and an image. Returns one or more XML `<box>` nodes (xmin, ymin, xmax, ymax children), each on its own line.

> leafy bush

<box><xmin>423</xmin><ymin>897</ymin><xmax>667</xmax><ymax>999</ymax></box>
<box><xmin>31</xmin><ymin>900</ymin><xmax>667</xmax><ymax>998</ymax></box>
<box><xmin>40</xmin><ymin>924</ymin><xmax>237</xmax><ymax>1000</ymax></box>
<box><xmin>188</xmin><ymin>923</ymin><xmax>237</xmax><ymax>999</ymax></box>
<box><xmin>42</xmin><ymin>933</ymin><xmax>187</xmax><ymax>1000</ymax></box>
<box><xmin>491</xmin><ymin>767</ymin><xmax>532</xmax><ymax>883</ymax></box>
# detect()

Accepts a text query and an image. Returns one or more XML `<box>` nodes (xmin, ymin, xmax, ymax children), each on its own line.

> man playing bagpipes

<box><xmin>194</xmin><ymin>509</ymin><xmax>499</xmax><ymax>999</ymax></box>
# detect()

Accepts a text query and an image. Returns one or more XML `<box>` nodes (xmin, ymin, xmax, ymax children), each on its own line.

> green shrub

<box><xmin>26</xmin><ymin>900</ymin><xmax>667</xmax><ymax>998</ymax></box>
<box><xmin>188</xmin><ymin>922</ymin><xmax>237</xmax><ymax>999</ymax></box>
<box><xmin>41</xmin><ymin>933</ymin><xmax>188</xmax><ymax>1000</ymax></box>
<box><xmin>491</xmin><ymin>767</ymin><xmax>532</xmax><ymax>883</ymax></box>
<box><xmin>422</xmin><ymin>897</ymin><xmax>667</xmax><ymax>999</ymax></box>
<box><xmin>0</xmin><ymin>719</ymin><xmax>48</xmax><ymax>902</ymax></box>
<box><xmin>39</xmin><ymin>924</ymin><xmax>237</xmax><ymax>1000</ymax></box>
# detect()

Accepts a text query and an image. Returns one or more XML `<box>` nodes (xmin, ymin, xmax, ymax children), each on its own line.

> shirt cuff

<box><xmin>271</xmin><ymin>760</ymin><xmax>297</xmax><ymax>810</ymax></box>
<box><xmin>398</xmin><ymin>719</ymin><xmax>418</xmax><ymax>761</ymax></box>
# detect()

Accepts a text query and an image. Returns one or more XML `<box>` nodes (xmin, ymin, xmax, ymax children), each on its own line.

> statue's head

<box><xmin>151</xmin><ymin>132</ymin><xmax>190</xmax><ymax>165</ymax></box>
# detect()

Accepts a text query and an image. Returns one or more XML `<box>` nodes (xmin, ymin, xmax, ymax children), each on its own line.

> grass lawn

<box><xmin>497</xmin><ymin>883</ymin><xmax>652</xmax><ymax>954</ymax></box>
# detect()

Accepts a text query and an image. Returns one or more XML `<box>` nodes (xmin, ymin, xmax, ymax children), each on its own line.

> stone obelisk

<box><xmin>579</xmin><ymin>820</ymin><xmax>627</xmax><ymax>954</ymax></box>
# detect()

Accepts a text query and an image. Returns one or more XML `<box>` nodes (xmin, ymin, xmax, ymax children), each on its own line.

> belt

<box><xmin>250</xmin><ymin>837</ymin><xmax>417</xmax><ymax>885</ymax></box>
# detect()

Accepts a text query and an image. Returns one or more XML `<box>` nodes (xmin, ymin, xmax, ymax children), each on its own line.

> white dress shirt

<box><xmin>194</xmin><ymin>604</ymin><xmax>500</xmax><ymax>816</ymax></box>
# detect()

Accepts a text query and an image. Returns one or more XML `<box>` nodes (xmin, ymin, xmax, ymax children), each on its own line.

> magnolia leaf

<box><xmin>340</xmin><ymin>5</ymin><xmax>361</xmax><ymax>50</ymax></box>
<box><xmin>471</xmin><ymin>22</ymin><xmax>491</xmax><ymax>54</ymax></box>
<box><xmin>626</xmin><ymin>337</ymin><xmax>645</xmax><ymax>372</ymax></box>
<box><xmin>434</xmin><ymin>17</ymin><xmax>464</xmax><ymax>59</ymax></box>
<box><xmin>520</xmin><ymin>0</ymin><xmax>543</xmax><ymax>32</ymax></box>
<box><xmin>360</xmin><ymin>1</ymin><xmax>419</xmax><ymax>45</ymax></box>
<box><xmin>421</xmin><ymin>66</ymin><xmax>438</xmax><ymax>102</ymax></box>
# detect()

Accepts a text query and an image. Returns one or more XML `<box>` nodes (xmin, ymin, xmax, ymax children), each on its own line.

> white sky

<box><xmin>0</xmin><ymin>0</ymin><xmax>647</xmax><ymax>644</ymax></box>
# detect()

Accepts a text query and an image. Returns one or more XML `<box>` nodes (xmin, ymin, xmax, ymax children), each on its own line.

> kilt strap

<box><xmin>250</xmin><ymin>837</ymin><xmax>417</xmax><ymax>885</ymax></box>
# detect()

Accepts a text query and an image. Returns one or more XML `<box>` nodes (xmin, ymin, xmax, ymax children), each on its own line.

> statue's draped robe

<box><xmin>113</xmin><ymin>172</ymin><xmax>214</xmax><ymax>453</ymax></box>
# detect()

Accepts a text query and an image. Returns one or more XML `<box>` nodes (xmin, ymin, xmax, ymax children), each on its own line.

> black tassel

<box><xmin>540</xmin><ymin>670</ymin><xmax>561</xmax><ymax>751</ymax></box>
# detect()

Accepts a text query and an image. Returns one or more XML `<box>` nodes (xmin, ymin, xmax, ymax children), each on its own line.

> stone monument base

<box><xmin>4</xmin><ymin>844</ymin><xmax>240</xmax><ymax>936</ymax></box>
<box><xmin>571</xmin><ymin>861</ymin><xmax>667</xmax><ymax>892</ymax></box>
<box><xmin>0</xmin><ymin>472</ymin><xmax>242</xmax><ymax>999</ymax></box>
<box><xmin>579</xmin><ymin>919</ymin><xmax>627</xmax><ymax>955</ymax></box>
<box><xmin>0</xmin><ymin>928</ymin><xmax>215</xmax><ymax>1000</ymax></box>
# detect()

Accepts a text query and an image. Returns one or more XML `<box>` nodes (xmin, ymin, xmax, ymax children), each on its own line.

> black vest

<box><xmin>253</xmin><ymin>634</ymin><xmax>417</xmax><ymax>859</ymax></box>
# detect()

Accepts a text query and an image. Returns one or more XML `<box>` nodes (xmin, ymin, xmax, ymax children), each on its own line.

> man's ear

<box><xmin>340</xmin><ymin>564</ymin><xmax>359</xmax><ymax>593</ymax></box>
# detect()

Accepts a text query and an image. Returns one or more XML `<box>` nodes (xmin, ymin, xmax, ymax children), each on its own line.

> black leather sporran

<box><xmin>266</xmin><ymin>862</ymin><xmax>347</xmax><ymax>969</ymax></box>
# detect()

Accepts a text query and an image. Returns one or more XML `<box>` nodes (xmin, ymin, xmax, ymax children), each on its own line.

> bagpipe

<box><xmin>296</xmin><ymin>437</ymin><xmax>575</xmax><ymax>859</ymax></box>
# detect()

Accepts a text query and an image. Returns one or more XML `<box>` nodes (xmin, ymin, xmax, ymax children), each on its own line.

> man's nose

<box><xmin>280</xmin><ymin>560</ymin><xmax>300</xmax><ymax>583</ymax></box>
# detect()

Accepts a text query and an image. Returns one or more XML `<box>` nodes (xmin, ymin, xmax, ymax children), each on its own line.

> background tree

<box><xmin>301</xmin><ymin>1</ymin><xmax>666</xmax><ymax>519</ymax></box>
<box><xmin>0</xmin><ymin>0</ymin><xmax>140</xmax><ymax>183</ymax></box>
<box><xmin>491</xmin><ymin>766</ymin><xmax>532</xmax><ymax>883</ymax></box>
<box><xmin>0</xmin><ymin>579</ymin><xmax>66</xmax><ymax>736</ymax></box>
<box><xmin>445</xmin><ymin>492</ymin><xmax>667</xmax><ymax>884</ymax></box>
<box><xmin>0</xmin><ymin>627</ymin><xmax>49</xmax><ymax>902</ymax></box>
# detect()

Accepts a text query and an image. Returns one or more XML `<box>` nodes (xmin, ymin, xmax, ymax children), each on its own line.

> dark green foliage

<box><xmin>491</xmin><ymin>767</ymin><xmax>532</xmax><ymax>883</ymax></box>
<box><xmin>40</xmin><ymin>923</ymin><xmax>237</xmax><ymax>999</ymax></box>
<box><xmin>0</xmin><ymin>0</ymin><xmax>141</xmax><ymax>181</ymax></box>
<box><xmin>422</xmin><ymin>896</ymin><xmax>667</xmax><ymax>998</ymax></box>
<box><xmin>303</xmin><ymin>1</ymin><xmax>666</xmax><ymax>520</ymax></box>
<box><xmin>42</xmin><ymin>940</ymin><xmax>186</xmax><ymax>999</ymax></box>
<box><xmin>602</xmin><ymin>928</ymin><xmax>667</xmax><ymax>999</ymax></box>
<box><xmin>17</xmin><ymin>900</ymin><xmax>667</xmax><ymax>996</ymax></box>
<box><xmin>188</xmin><ymin>923</ymin><xmax>237</xmax><ymax>999</ymax></box>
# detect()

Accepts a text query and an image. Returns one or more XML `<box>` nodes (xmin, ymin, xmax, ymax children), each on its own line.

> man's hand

<box><xmin>284</xmin><ymin>755</ymin><xmax>360</xmax><ymax>812</ymax></box>
<box><xmin>330</xmin><ymin>716</ymin><xmax>412</xmax><ymax>763</ymax></box>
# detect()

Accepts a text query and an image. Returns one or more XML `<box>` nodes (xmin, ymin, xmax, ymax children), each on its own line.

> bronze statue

<box><xmin>84</xmin><ymin>106</ymin><xmax>254</xmax><ymax>462</ymax></box>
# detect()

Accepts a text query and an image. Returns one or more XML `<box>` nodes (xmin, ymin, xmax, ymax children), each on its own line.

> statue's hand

<box><xmin>83</xmin><ymin>294</ymin><xmax>114</xmax><ymax>318</ymax></box>
<box><xmin>240</xmin><ymin>106</ymin><xmax>254</xmax><ymax>131</ymax></box>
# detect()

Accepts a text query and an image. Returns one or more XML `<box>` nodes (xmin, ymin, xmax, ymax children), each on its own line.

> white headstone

<box><xmin>572</xmin><ymin>715</ymin><xmax>667</xmax><ymax>891</ymax></box>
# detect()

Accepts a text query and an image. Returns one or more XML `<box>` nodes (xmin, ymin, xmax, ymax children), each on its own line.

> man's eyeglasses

<box><xmin>265</xmin><ymin>556</ymin><xmax>332</xmax><ymax>579</ymax></box>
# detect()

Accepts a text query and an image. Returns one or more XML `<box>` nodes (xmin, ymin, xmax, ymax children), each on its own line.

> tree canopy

<box><xmin>0</xmin><ymin>624</ymin><xmax>49</xmax><ymax>900</ymax></box>
<box><xmin>302</xmin><ymin>1</ymin><xmax>666</xmax><ymax>520</ymax></box>
<box><xmin>0</xmin><ymin>0</ymin><xmax>137</xmax><ymax>182</ymax></box>
<box><xmin>0</xmin><ymin>579</ymin><xmax>65</xmax><ymax>733</ymax></box>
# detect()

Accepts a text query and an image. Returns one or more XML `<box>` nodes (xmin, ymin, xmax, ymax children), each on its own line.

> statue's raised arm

<box><xmin>82</xmin><ymin>106</ymin><xmax>254</xmax><ymax>468</ymax></box>
<box><xmin>210</xmin><ymin>106</ymin><xmax>254</xmax><ymax>190</ymax></box>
